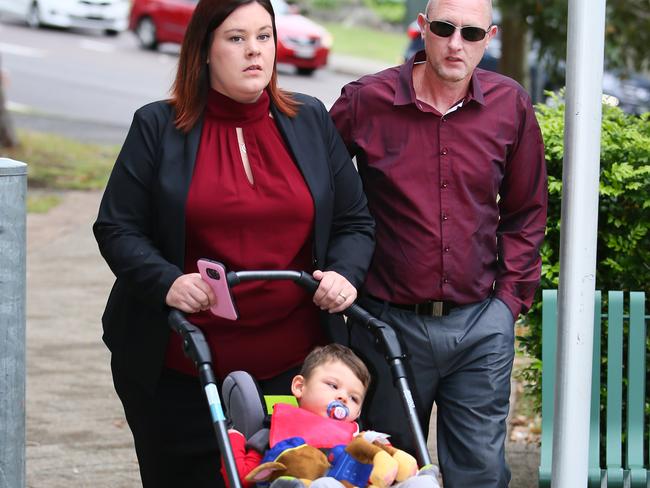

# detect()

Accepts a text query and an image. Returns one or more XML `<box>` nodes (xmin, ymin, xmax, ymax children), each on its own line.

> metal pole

<box><xmin>551</xmin><ymin>0</ymin><xmax>606</xmax><ymax>486</ymax></box>
<box><xmin>0</xmin><ymin>158</ymin><xmax>27</xmax><ymax>488</ymax></box>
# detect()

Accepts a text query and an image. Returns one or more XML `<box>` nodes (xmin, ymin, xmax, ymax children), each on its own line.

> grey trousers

<box><xmin>348</xmin><ymin>296</ymin><xmax>515</xmax><ymax>488</ymax></box>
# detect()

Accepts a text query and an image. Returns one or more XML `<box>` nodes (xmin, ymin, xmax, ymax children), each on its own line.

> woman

<box><xmin>92</xmin><ymin>0</ymin><xmax>375</xmax><ymax>485</ymax></box>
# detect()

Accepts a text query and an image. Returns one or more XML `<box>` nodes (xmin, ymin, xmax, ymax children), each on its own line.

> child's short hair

<box><xmin>300</xmin><ymin>343</ymin><xmax>371</xmax><ymax>391</ymax></box>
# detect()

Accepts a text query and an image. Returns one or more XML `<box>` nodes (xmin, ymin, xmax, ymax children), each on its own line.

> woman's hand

<box><xmin>165</xmin><ymin>273</ymin><xmax>216</xmax><ymax>314</ymax></box>
<box><xmin>312</xmin><ymin>270</ymin><xmax>357</xmax><ymax>313</ymax></box>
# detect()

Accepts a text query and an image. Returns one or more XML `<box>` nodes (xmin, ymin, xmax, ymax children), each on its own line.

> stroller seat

<box><xmin>221</xmin><ymin>370</ymin><xmax>297</xmax><ymax>440</ymax></box>
<box><xmin>220</xmin><ymin>372</ymin><xmax>442</xmax><ymax>488</ymax></box>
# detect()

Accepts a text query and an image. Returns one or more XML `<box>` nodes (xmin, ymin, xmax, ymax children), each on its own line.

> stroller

<box><xmin>168</xmin><ymin>260</ymin><xmax>432</xmax><ymax>488</ymax></box>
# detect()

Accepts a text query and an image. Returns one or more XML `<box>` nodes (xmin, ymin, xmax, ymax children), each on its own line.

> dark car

<box><xmin>129</xmin><ymin>0</ymin><xmax>331</xmax><ymax>75</ymax></box>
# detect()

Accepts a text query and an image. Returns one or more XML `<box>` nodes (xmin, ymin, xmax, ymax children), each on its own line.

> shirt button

<box><xmin>443</xmin><ymin>277</ymin><xmax>449</xmax><ymax>284</ymax></box>
<box><xmin>441</xmin><ymin>148</ymin><xmax>448</xmax><ymax>155</ymax></box>
<box><xmin>444</xmin><ymin>246</ymin><xmax>450</xmax><ymax>252</ymax></box>
<box><xmin>442</xmin><ymin>214</ymin><xmax>448</xmax><ymax>221</ymax></box>
<box><xmin>441</xmin><ymin>181</ymin><xmax>448</xmax><ymax>189</ymax></box>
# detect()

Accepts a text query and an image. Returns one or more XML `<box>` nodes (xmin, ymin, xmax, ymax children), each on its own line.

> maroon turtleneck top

<box><xmin>164</xmin><ymin>89</ymin><xmax>325</xmax><ymax>379</ymax></box>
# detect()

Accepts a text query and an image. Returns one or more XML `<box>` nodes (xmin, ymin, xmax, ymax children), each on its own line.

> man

<box><xmin>329</xmin><ymin>0</ymin><xmax>547</xmax><ymax>486</ymax></box>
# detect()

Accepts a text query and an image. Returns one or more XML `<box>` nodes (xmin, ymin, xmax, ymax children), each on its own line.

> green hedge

<box><xmin>518</xmin><ymin>94</ymin><xmax>650</xmax><ymax>409</ymax></box>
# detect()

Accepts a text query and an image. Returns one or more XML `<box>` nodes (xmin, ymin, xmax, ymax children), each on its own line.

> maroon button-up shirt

<box><xmin>330</xmin><ymin>52</ymin><xmax>547</xmax><ymax>318</ymax></box>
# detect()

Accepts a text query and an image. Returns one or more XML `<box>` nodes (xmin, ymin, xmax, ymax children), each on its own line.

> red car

<box><xmin>129</xmin><ymin>0</ymin><xmax>331</xmax><ymax>75</ymax></box>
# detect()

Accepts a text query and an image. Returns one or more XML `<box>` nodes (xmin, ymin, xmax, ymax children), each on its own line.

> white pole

<box><xmin>551</xmin><ymin>0</ymin><xmax>606</xmax><ymax>486</ymax></box>
<box><xmin>0</xmin><ymin>158</ymin><xmax>27</xmax><ymax>488</ymax></box>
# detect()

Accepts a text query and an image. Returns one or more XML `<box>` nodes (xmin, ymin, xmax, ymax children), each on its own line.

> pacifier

<box><xmin>327</xmin><ymin>400</ymin><xmax>349</xmax><ymax>420</ymax></box>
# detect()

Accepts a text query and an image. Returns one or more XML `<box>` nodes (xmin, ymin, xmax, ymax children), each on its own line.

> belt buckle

<box><xmin>415</xmin><ymin>301</ymin><xmax>444</xmax><ymax>317</ymax></box>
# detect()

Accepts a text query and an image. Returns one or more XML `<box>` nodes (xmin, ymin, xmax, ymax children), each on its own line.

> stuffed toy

<box><xmin>245</xmin><ymin>432</ymin><xmax>420</xmax><ymax>488</ymax></box>
<box><xmin>372</xmin><ymin>441</ymin><xmax>418</xmax><ymax>482</ymax></box>
<box><xmin>245</xmin><ymin>437</ymin><xmax>331</xmax><ymax>486</ymax></box>
<box><xmin>331</xmin><ymin>432</ymin><xmax>418</xmax><ymax>487</ymax></box>
<box><xmin>336</xmin><ymin>435</ymin><xmax>399</xmax><ymax>487</ymax></box>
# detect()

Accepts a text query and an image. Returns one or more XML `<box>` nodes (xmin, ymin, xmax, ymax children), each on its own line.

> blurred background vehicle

<box><xmin>0</xmin><ymin>0</ymin><xmax>130</xmax><ymax>36</ymax></box>
<box><xmin>602</xmin><ymin>71</ymin><xmax>650</xmax><ymax>115</ymax></box>
<box><xmin>129</xmin><ymin>0</ymin><xmax>332</xmax><ymax>75</ymax></box>
<box><xmin>128</xmin><ymin>0</ymin><xmax>194</xmax><ymax>49</ymax></box>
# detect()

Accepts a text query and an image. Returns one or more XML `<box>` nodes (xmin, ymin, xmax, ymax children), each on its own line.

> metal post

<box><xmin>551</xmin><ymin>0</ymin><xmax>606</xmax><ymax>486</ymax></box>
<box><xmin>0</xmin><ymin>158</ymin><xmax>27</xmax><ymax>488</ymax></box>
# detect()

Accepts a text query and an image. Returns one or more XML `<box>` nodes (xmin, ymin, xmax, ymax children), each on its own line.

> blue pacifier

<box><xmin>327</xmin><ymin>400</ymin><xmax>349</xmax><ymax>420</ymax></box>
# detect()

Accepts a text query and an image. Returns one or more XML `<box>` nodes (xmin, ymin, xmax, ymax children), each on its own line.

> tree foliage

<box><xmin>518</xmin><ymin>94</ymin><xmax>650</xmax><ymax>408</ymax></box>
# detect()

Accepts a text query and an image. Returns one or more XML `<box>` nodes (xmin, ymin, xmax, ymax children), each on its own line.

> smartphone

<box><xmin>197</xmin><ymin>258</ymin><xmax>239</xmax><ymax>320</ymax></box>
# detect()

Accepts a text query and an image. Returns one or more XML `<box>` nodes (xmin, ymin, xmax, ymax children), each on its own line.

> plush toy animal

<box><xmin>339</xmin><ymin>433</ymin><xmax>418</xmax><ymax>487</ymax></box>
<box><xmin>245</xmin><ymin>433</ymin><xmax>419</xmax><ymax>488</ymax></box>
<box><xmin>245</xmin><ymin>438</ymin><xmax>331</xmax><ymax>486</ymax></box>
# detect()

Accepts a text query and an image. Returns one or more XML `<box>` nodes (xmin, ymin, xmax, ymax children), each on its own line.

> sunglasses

<box><xmin>424</xmin><ymin>18</ymin><xmax>491</xmax><ymax>42</ymax></box>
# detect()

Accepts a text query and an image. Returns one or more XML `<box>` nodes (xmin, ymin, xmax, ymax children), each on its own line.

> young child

<box><xmin>225</xmin><ymin>344</ymin><xmax>440</xmax><ymax>488</ymax></box>
<box><xmin>291</xmin><ymin>342</ymin><xmax>368</xmax><ymax>424</ymax></box>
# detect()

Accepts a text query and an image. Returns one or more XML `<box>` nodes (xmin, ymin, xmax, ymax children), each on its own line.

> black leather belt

<box><xmin>367</xmin><ymin>295</ymin><xmax>458</xmax><ymax>317</ymax></box>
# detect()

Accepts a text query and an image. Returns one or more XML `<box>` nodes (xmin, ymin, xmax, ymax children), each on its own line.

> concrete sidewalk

<box><xmin>23</xmin><ymin>190</ymin><xmax>539</xmax><ymax>487</ymax></box>
<box><xmin>26</xmin><ymin>191</ymin><xmax>140</xmax><ymax>487</ymax></box>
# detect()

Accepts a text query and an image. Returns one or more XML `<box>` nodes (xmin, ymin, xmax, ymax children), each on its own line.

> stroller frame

<box><xmin>168</xmin><ymin>265</ymin><xmax>432</xmax><ymax>488</ymax></box>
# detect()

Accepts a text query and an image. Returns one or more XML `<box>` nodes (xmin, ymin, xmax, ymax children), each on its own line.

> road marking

<box><xmin>0</xmin><ymin>42</ymin><xmax>46</xmax><ymax>58</ymax></box>
<box><xmin>79</xmin><ymin>39</ymin><xmax>116</xmax><ymax>53</ymax></box>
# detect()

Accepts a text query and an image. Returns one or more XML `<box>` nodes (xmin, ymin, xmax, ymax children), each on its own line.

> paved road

<box><xmin>0</xmin><ymin>21</ymin><xmax>379</xmax><ymax>130</ymax></box>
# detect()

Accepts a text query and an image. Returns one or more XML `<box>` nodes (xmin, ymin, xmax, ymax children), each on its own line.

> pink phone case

<box><xmin>197</xmin><ymin>259</ymin><xmax>239</xmax><ymax>320</ymax></box>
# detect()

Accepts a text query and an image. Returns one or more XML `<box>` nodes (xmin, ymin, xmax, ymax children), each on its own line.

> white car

<box><xmin>0</xmin><ymin>0</ymin><xmax>130</xmax><ymax>35</ymax></box>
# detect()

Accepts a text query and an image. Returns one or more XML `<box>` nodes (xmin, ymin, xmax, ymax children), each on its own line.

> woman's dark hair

<box><xmin>170</xmin><ymin>0</ymin><xmax>299</xmax><ymax>132</ymax></box>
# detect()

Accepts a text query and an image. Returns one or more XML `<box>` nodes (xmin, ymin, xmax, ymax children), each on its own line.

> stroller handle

<box><xmin>169</xmin><ymin>310</ymin><xmax>214</xmax><ymax>366</ymax></box>
<box><xmin>229</xmin><ymin>270</ymin><xmax>406</xmax><ymax>363</ymax></box>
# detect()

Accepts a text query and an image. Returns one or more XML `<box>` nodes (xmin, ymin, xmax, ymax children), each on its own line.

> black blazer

<box><xmin>93</xmin><ymin>93</ymin><xmax>375</xmax><ymax>393</ymax></box>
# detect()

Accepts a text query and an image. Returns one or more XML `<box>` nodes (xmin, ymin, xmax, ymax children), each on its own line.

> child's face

<box><xmin>291</xmin><ymin>360</ymin><xmax>365</xmax><ymax>422</ymax></box>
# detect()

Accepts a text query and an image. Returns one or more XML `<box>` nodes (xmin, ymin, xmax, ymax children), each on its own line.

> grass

<box><xmin>26</xmin><ymin>193</ymin><xmax>63</xmax><ymax>213</ymax></box>
<box><xmin>1</xmin><ymin>129</ymin><xmax>118</xmax><ymax>212</ymax></box>
<box><xmin>325</xmin><ymin>22</ymin><xmax>407</xmax><ymax>64</ymax></box>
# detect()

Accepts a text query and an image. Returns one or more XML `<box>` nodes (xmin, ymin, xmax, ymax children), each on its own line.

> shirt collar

<box><xmin>467</xmin><ymin>70</ymin><xmax>486</xmax><ymax>106</ymax></box>
<box><xmin>394</xmin><ymin>50</ymin><xmax>487</xmax><ymax>108</ymax></box>
<box><xmin>394</xmin><ymin>50</ymin><xmax>424</xmax><ymax>106</ymax></box>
